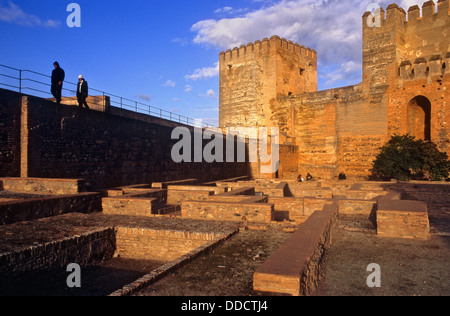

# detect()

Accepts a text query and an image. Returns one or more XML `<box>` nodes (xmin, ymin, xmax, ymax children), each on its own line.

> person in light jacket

<box><xmin>77</xmin><ymin>75</ymin><xmax>89</xmax><ymax>109</ymax></box>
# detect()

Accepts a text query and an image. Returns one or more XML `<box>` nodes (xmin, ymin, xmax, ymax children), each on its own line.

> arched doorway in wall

<box><xmin>407</xmin><ymin>96</ymin><xmax>431</xmax><ymax>141</ymax></box>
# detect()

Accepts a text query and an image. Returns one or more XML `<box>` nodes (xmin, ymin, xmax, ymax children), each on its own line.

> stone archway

<box><xmin>407</xmin><ymin>96</ymin><xmax>431</xmax><ymax>141</ymax></box>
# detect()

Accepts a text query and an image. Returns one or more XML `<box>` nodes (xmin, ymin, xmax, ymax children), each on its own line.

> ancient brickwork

<box><xmin>1</xmin><ymin>177</ymin><xmax>86</xmax><ymax>195</ymax></box>
<box><xmin>388</xmin><ymin>73</ymin><xmax>450</xmax><ymax>156</ymax></box>
<box><xmin>1</xmin><ymin>91</ymin><xmax>251</xmax><ymax>190</ymax></box>
<box><xmin>0</xmin><ymin>228</ymin><xmax>116</xmax><ymax>274</ymax></box>
<box><xmin>0</xmin><ymin>192</ymin><xmax>102</xmax><ymax>226</ymax></box>
<box><xmin>0</xmin><ymin>89</ymin><xmax>21</xmax><ymax>177</ymax></box>
<box><xmin>115</xmin><ymin>228</ymin><xmax>225</xmax><ymax>261</ymax></box>
<box><xmin>377</xmin><ymin>200</ymin><xmax>430</xmax><ymax>239</ymax></box>
<box><xmin>253</xmin><ymin>203</ymin><xmax>338</xmax><ymax>296</ymax></box>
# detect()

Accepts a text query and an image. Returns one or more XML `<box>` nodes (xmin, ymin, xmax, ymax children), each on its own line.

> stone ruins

<box><xmin>0</xmin><ymin>1</ymin><xmax>449</xmax><ymax>296</ymax></box>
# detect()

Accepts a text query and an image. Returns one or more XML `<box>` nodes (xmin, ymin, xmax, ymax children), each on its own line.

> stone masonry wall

<box><xmin>0</xmin><ymin>89</ymin><xmax>21</xmax><ymax>177</ymax></box>
<box><xmin>5</xmin><ymin>90</ymin><xmax>251</xmax><ymax>190</ymax></box>
<box><xmin>115</xmin><ymin>227</ymin><xmax>224</xmax><ymax>261</ymax></box>
<box><xmin>0</xmin><ymin>228</ymin><xmax>116</xmax><ymax>274</ymax></box>
<box><xmin>0</xmin><ymin>193</ymin><xmax>102</xmax><ymax>226</ymax></box>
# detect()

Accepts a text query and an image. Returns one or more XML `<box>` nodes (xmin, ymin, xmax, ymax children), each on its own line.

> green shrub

<box><xmin>371</xmin><ymin>135</ymin><xmax>450</xmax><ymax>181</ymax></box>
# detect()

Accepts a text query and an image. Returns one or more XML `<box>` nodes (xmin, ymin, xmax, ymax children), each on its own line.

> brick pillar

<box><xmin>20</xmin><ymin>96</ymin><xmax>29</xmax><ymax>178</ymax></box>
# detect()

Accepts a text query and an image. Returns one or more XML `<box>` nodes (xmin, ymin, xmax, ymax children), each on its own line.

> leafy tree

<box><xmin>371</xmin><ymin>135</ymin><xmax>450</xmax><ymax>181</ymax></box>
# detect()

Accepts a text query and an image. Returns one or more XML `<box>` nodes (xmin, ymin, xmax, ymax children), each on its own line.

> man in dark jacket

<box><xmin>51</xmin><ymin>62</ymin><xmax>65</xmax><ymax>105</ymax></box>
<box><xmin>77</xmin><ymin>75</ymin><xmax>89</xmax><ymax>109</ymax></box>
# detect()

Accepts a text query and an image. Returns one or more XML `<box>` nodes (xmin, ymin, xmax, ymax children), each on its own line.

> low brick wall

<box><xmin>167</xmin><ymin>185</ymin><xmax>225</xmax><ymax>195</ymax></box>
<box><xmin>0</xmin><ymin>228</ymin><xmax>116</xmax><ymax>274</ymax></box>
<box><xmin>303</xmin><ymin>198</ymin><xmax>334</xmax><ymax>217</ymax></box>
<box><xmin>222</xmin><ymin>181</ymin><xmax>287</xmax><ymax>197</ymax></box>
<box><xmin>0</xmin><ymin>178</ymin><xmax>86</xmax><ymax>195</ymax></box>
<box><xmin>377</xmin><ymin>200</ymin><xmax>430</xmax><ymax>239</ymax></box>
<box><xmin>115</xmin><ymin>227</ymin><xmax>227</xmax><ymax>261</ymax></box>
<box><xmin>220</xmin><ymin>187</ymin><xmax>256</xmax><ymax>196</ymax></box>
<box><xmin>287</xmin><ymin>185</ymin><xmax>333</xmax><ymax>199</ymax></box>
<box><xmin>102</xmin><ymin>197</ymin><xmax>157</xmax><ymax>216</ymax></box>
<box><xmin>262</xmin><ymin>182</ymin><xmax>289</xmax><ymax>197</ymax></box>
<box><xmin>207</xmin><ymin>195</ymin><xmax>255</xmax><ymax>203</ymax></box>
<box><xmin>346</xmin><ymin>190</ymin><xmax>390</xmax><ymax>200</ymax></box>
<box><xmin>122</xmin><ymin>189</ymin><xmax>167</xmax><ymax>204</ymax></box>
<box><xmin>181</xmin><ymin>200</ymin><xmax>274</xmax><ymax>223</ymax></box>
<box><xmin>0</xmin><ymin>193</ymin><xmax>102</xmax><ymax>226</ymax></box>
<box><xmin>268</xmin><ymin>197</ymin><xmax>304</xmax><ymax>222</ymax></box>
<box><xmin>167</xmin><ymin>189</ymin><xmax>214</xmax><ymax>205</ymax></box>
<box><xmin>253</xmin><ymin>203</ymin><xmax>339</xmax><ymax>296</ymax></box>
<box><xmin>338</xmin><ymin>199</ymin><xmax>377</xmax><ymax>216</ymax></box>
<box><xmin>152</xmin><ymin>179</ymin><xmax>197</xmax><ymax>189</ymax></box>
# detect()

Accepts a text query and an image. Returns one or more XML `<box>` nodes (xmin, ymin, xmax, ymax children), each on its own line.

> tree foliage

<box><xmin>371</xmin><ymin>135</ymin><xmax>450</xmax><ymax>181</ymax></box>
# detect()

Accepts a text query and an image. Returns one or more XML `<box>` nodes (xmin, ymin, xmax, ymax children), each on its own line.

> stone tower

<box><xmin>219</xmin><ymin>35</ymin><xmax>317</xmax><ymax>128</ymax></box>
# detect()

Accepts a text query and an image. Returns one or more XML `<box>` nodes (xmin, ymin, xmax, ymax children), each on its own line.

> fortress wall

<box><xmin>0</xmin><ymin>89</ymin><xmax>21</xmax><ymax>177</ymax></box>
<box><xmin>270</xmin><ymin>83</ymin><xmax>389</xmax><ymax>179</ymax></box>
<box><xmin>0</xmin><ymin>89</ymin><xmax>250</xmax><ymax>190</ymax></box>
<box><xmin>387</xmin><ymin>76</ymin><xmax>450</xmax><ymax>156</ymax></box>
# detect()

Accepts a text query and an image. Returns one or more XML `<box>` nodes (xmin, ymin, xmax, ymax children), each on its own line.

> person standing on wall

<box><xmin>77</xmin><ymin>75</ymin><xmax>89</xmax><ymax>109</ymax></box>
<box><xmin>51</xmin><ymin>61</ymin><xmax>65</xmax><ymax>105</ymax></box>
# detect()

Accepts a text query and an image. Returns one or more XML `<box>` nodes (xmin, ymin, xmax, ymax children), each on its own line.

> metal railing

<box><xmin>0</xmin><ymin>64</ymin><xmax>216</xmax><ymax>128</ymax></box>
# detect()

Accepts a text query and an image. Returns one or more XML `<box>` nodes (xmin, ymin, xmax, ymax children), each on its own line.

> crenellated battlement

<box><xmin>363</xmin><ymin>0</ymin><xmax>449</xmax><ymax>32</ymax></box>
<box><xmin>399</xmin><ymin>53</ymin><xmax>450</xmax><ymax>81</ymax></box>
<box><xmin>363</xmin><ymin>0</ymin><xmax>450</xmax><ymax>88</ymax></box>
<box><xmin>219</xmin><ymin>35</ymin><xmax>317</xmax><ymax>64</ymax></box>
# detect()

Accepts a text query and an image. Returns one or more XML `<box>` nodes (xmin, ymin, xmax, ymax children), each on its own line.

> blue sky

<box><xmin>0</xmin><ymin>0</ymin><xmax>433</xmax><ymax>126</ymax></box>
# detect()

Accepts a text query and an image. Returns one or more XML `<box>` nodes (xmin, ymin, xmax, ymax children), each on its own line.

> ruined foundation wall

<box><xmin>0</xmin><ymin>228</ymin><xmax>116</xmax><ymax>274</ymax></box>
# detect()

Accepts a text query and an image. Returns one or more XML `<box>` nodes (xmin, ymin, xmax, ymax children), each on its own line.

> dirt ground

<box><xmin>135</xmin><ymin>227</ymin><xmax>292</xmax><ymax>296</ymax></box>
<box><xmin>314</xmin><ymin>213</ymin><xmax>450</xmax><ymax>296</ymax></box>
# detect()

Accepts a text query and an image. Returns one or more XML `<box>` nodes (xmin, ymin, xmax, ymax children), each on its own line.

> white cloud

<box><xmin>214</xmin><ymin>6</ymin><xmax>234</xmax><ymax>14</ymax></box>
<box><xmin>198</xmin><ymin>89</ymin><xmax>217</xmax><ymax>98</ymax></box>
<box><xmin>214</xmin><ymin>6</ymin><xmax>249</xmax><ymax>16</ymax></box>
<box><xmin>207</xmin><ymin>89</ymin><xmax>216</xmax><ymax>98</ymax></box>
<box><xmin>185</xmin><ymin>85</ymin><xmax>193</xmax><ymax>93</ymax></box>
<box><xmin>191</xmin><ymin>0</ymin><xmax>369</xmax><ymax>64</ymax></box>
<box><xmin>185</xmin><ymin>62</ymin><xmax>219</xmax><ymax>81</ymax></box>
<box><xmin>163</xmin><ymin>79</ymin><xmax>176</xmax><ymax>87</ymax></box>
<box><xmin>320</xmin><ymin>60</ymin><xmax>362</xmax><ymax>86</ymax></box>
<box><xmin>191</xmin><ymin>0</ymin><xmax>433</xmax><ymax>87</ymax></box>
<box><xmin>0</xmin><ymin>1</ymin><xmax>60</xmax><ymax>28</ymax></box>
<box><xmin>172</xmin><ymin>37</ymin><xmax>189</xmax><ymax>47</ymax></box>
<box><xmin>137</xmin><ymin>94</ymin><xmax>151</xmax><ymax>102</ymax></box>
